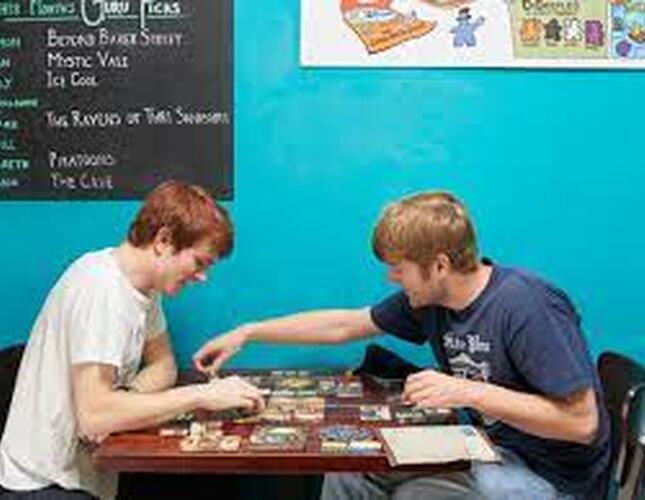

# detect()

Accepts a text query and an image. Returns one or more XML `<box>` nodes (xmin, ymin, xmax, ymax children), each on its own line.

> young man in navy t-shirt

<box><xmin>194</xmin><ymin>191</ymin><xmax>610</xmax><ymax>499</ymax></box>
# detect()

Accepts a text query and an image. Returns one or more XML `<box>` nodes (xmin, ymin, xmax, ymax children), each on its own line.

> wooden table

<box><xmin>94</xmin><ymin>372</ymin><xmax>469</xmax><ymax>475</ymax></box>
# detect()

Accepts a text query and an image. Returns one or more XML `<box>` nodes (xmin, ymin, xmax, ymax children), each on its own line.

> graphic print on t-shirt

<box><xmin>443</xmin><ymin>331</ymin><xmax>491</xmax><ymax>382</ymax></box>
<box><xmin>443</xmin><ymin>330</ymin><xmax>498</xmax><ymax>425</ymax></box>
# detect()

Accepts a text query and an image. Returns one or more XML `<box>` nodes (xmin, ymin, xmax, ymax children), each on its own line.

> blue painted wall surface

<box><xmin>2</xmin><ymin>0</ymin><xmax>644</xmax><ymax>370</ymax></box>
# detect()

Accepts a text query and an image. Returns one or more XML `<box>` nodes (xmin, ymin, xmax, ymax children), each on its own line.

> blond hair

<box><xmin>372</xmin><ymin>191</ymin><xmax>478</xmax><ymax>273</ymax></box>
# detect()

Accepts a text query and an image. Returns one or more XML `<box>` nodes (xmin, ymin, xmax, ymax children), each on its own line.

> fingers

<box><xmin>403</xmin><ymin>369</ymin><xmax>438</xmax><ymax>400</ymax></box>
<box><xmin>196</xmin><ymin>378</ymin><xmax>266</xmax><ymax>413</ymax></box>
<box><xmin>246</xmin><ymin>391</ymin><xmax>266</xmax><ymax>412</ymax></box>
<box><xmin>208</xmin><ymin>346</ymin><xmax>240</xmax><ymax>374</ymax></box>
<box><xmin>405</xmin><ymin>372</ymin><xmax>474</xmax><ymax>409</ymax></box>
<box><xmin>224</xmin><ymin>389</ymin><xmax>265</xmax><ymax>412</ymax></box>
<box><xmin>217</xmin><ymin>376</ymin><xmax>266</xmax><ymax>411</ymax></box>
<box><xmin>192</xmin><ymin>340</ymin><xmax>217</xmax><ymax>373</ymax></box>
<box><xmin>193</xmin><ymin>337</ymin><xmax>243</xmax><ymax>375</ymax></box>
<box><xmin>406</xmin><ymin>385</ymin><xmax>446</xmax><ymax>407</ymax></box>
<box><xmin>192</xmin><ymin>347</ymin><xmax>227</xmax><ymax>376</ymax></box>
<box><xmin>224</xmin><ymin>393</ymin><xmax>261</xmax><ymax>411</ymax></box>
<box><xmin>238</xmin><ymin>379</ymin><xmax>265</xmax><ymax>411</ymax></box>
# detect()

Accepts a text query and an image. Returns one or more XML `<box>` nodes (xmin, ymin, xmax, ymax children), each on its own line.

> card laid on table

<box><xmin>248</xmin><ymin>426</ymin><xmax>308</xmax><ymax>451</ymax></box>
<box><xmin>360</xmin><ymin>404</ymin><xmax>392</xmax><ymax>422</ymax></box>
<box><xmin>336</xmin><ymin>380</ymin><xmax>363</xmax><ymax>398</ymax></box>
<box><xmin>393</xmin><ymin>406</ymin><xmax>451</xmax><ymax>425</ymax></box>
<box><xmin>179</xmin><ymin>433</ymin><xmax>242</xmax><ymax>453</ymax></box>
<box><xmin>319</xmin><ymin>425</ymin><xmax>382</xmax><ymax>454</ymax></box>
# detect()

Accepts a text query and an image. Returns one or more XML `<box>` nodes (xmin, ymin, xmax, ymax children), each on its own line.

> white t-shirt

<box><xmin>0</xmin><ymin>248</ymin><xmax>166</xmax><ymax>499</ymax></box>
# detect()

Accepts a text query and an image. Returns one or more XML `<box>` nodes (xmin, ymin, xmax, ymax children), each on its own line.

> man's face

<box><xmin>386</xmin><ymin>258</ymin><xmax>447</xmax><ymax>308</ymax></box>
<box><xmin>156</xmin><ymin>239</ymin><xmax>217</xmax><ymax>296</ymax></box>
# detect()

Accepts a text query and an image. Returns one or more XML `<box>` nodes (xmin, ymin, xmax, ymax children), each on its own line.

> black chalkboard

<box><xmin>0</xmin><ymin>0</ymin><xmax>232</xmax><ymax>200</ymax></box>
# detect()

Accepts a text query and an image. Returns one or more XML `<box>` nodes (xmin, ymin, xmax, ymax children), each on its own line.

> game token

<box><xmin>218</xmin><ymin>435</ymin><xmax>242</xmax><ymax>452</ymax></box>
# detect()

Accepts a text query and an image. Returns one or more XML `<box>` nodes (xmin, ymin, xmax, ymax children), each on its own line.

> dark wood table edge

<box><xmin>95</xmin><ymin>451</ymin><xmax>471</xmax><ymax>475</ymax></box>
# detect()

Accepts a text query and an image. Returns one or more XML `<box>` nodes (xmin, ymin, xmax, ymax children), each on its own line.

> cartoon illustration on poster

<box><xmin>610</xmin><ymin>0</ymin><xmax>645</xmax><ymax>58</ymax></box>
<box><xmin>301</xmin><ymin>0</ymin><xmax>645</xmax><ymax>67</ymax></box>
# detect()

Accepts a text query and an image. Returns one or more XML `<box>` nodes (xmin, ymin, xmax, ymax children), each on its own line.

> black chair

<box><xmin>598</xmin><ymin>351</ymin><xmax>645</xmax><ymax>500</ymax></box>
<box><xmin>0</xmin><ymin>343</ymin><xmax>25</xmax><ymax>438</ymax></box>
<box><xmin>616</xmin><ymin>384</ymin><xmax>645</xmax><ymax>500</ymax></box>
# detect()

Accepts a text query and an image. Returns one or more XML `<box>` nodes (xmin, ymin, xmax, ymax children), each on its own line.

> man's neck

<box><xmin>443</xmin><ymin>263</ymin><xmax>493</xmax><ymax>312</ymax></box>
<box><xmin>113</xmin><ymin>242</ymin><xmax>156</xmax><ymax>295</ymax></box>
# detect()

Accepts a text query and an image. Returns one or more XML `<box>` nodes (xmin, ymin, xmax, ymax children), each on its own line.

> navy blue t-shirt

<box><xmin>371</xmin><ymin>263</ymin><xmax>610</xmax><ymax>497</ymax></box>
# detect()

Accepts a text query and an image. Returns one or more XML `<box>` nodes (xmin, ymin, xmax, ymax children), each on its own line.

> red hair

<box><xmin>128</xmin><ymin>180</ymin><xmax>233</xmax><ymax>257</ymax></box>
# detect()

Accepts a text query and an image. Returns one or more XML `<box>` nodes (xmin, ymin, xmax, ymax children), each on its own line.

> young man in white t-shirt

<box><xmin>0</xmin><ymin>181</ymin><xmax>265</xmax><ymax>500</ymax></box>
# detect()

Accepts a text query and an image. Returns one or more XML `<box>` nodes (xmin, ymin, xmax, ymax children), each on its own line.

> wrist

<box><xmin>238</xmin><ymin>323</ymin><xmax>257</xmax><ymax>342</ymax></box>
<box><xmin>189</xmin><ymin>383</ymin><xmax>210</xmax><ymax>408</ymax></box>
<box><xmin>465</xmin><ymin>379</ymin><xmax>486</xmax><ymax>410</ymax></box>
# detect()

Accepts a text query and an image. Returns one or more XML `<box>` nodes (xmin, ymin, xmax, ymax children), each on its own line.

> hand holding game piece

<box><xmin>193</xmin><ymin>327</ymin><xmax>251</xmax><ymax>375</ymax></box>
<box><xmin>404</xmin><ymin>369</ymin><xmax>481</xmax><ymax>409</ymax></box>
<box><xmin>195</xmin><ymin>375</ymin><xmax>266</xmax><ymax>413</ymax></box>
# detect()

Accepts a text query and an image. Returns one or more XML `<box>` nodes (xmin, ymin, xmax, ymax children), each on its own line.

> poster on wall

<box><xmin>301</xmin><ymin>0</ymin><xmax>645</xmax><ymax>68</ymax></box>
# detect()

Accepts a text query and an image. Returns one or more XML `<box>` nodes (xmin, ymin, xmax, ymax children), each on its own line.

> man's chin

<box><xmin>406</xmin><ymin>295</ymin><xmax>421</xmax><ymax>308</ymax></box>
<box><xmin>406</xmin><ymin>294</ymin><xmax>430</xmax><ymax>309</ymax></box>
<box><xmin>165</xmin><ymin>283</ymin><xmax>184</xmax><ymax>296</ymax></box>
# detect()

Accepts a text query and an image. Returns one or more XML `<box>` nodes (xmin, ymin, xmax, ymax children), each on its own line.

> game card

<box><xmin>394</xmin><ymin>406</ymin><xmax>451</xmax><ymax>424</ymax></box>
<box><xmin>360</xmin><ymin>404</ymin><xmax>392</xmax><ymax>422</ymax></box>
<box><xmin>248</xmin><ymin>426</ymin><xmax>308</xmax><ymax>451</ymax></box>
<box><xmin>337</xmin><ymin>380</ymin><xmax>363</xmax><ymax>398</ymax></box>
<box><xmin>319</xmin><ymin>425</ymin><xmax>382</xmax><ymax>454</ymax></box>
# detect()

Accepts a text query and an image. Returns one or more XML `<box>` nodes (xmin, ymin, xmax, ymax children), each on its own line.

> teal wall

<box><xmin>2</xmin><ymin>0</ymin><xmax>644</xmax><ymax>370</ymax></box>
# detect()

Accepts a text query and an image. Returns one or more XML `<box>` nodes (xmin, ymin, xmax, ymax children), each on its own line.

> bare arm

<box><xmin>193</xmin><ymin>308</ymin><xmax>381</xmax><ymax>373</ymax></box>
<box><xmin>473</xmin><ymin>383</ymin><xmax>598</xmax><ymax>444</ymax></box>
<box><xmin>128</xmin><ymin>332</ymin><xmax>177</xmax><ymax>393</ymax></box>
<box><xmin>243</xmin><ymin>308</ymin><xmax>379</xmax><ymax>344</ymax></box>
<box><xmin>72</xmin><ymin>364</ymin><xmax>265</xmax><ymax>438</ymax></box>
<box><xmin>404</xmin><ymin>370</ymin><xmax>599</xmax><ymax>445</ymax></box>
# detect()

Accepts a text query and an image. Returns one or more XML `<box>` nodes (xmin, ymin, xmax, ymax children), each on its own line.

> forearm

<box><xmin>242</xmin><ymin>308</ymin><xmax>378</xmax><ymax>344</ymax></box>
<box><xmin>468</xmin><ymin>382</ymin><xmax>598</xmax><ymax>444</ymax></box>
<box><xmin>78</xmin><ymin>384</ymin><xmax>202</xmax><ymax>437</ymax></box>
<box><xmin>193</xmin><ymin>308</ymin><xmax>381</xmax><ymax>373</ymax></box>
<box><xmin>129</xmin><ymin>358</ymin><xmax>177</xmax><ymax>393</ymax></box>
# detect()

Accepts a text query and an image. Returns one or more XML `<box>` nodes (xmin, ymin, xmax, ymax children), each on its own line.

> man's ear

<box><xmin>434</xmin><ymin>253</ymin><xmax>452</xmax><ymax>274</ymax></box>
<box><xmin>152</xmin><ymin>227</ymin><xmax>174</xmax><ymax>256</ymax></box>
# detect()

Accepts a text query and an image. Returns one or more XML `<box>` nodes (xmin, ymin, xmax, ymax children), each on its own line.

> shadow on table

<box><xmin>117</xmin><ymin>473</ymin><xmax>323</xmax><ymax>500</ymax></box>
